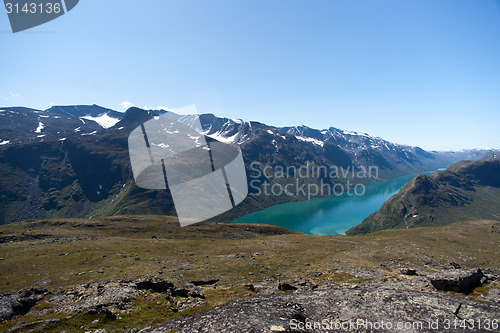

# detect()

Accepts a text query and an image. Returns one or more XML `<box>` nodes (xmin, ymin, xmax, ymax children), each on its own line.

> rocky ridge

<box><xmin>1</xmin><ymin>266</ymin><xmax>498</xmax><ymax>332</ymax></box>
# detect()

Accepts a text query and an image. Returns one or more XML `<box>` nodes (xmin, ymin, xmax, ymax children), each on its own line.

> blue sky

<box><xmin>1</xmin><ymin>0</ymin><xmax>499</xmax><ymax>151</ymax></box>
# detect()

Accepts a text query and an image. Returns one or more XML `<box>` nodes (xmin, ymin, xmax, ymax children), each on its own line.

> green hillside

<box><xmin>347</xmin><ymin>159</ymin><xmax>500</xmax><ymax>234</ymax></box>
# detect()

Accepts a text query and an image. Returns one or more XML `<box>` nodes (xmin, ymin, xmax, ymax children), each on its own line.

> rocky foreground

<box><xmin>0</xmin><ymin>217</ymin><xmax>499</xmax><ymax>332</ymax></box>
<box><xmin>142</xmin><ymin>285</ymin><xmax>499</xmax><ymax>333</ymax></box>
<box><xmin>1</xmin><ymin>266</ymin><xmax>499</xmax><ymax>332</ymax></box>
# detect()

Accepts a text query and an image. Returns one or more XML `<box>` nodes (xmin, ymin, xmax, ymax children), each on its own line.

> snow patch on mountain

<box><xmin>35</xmin><ymin>122</ymin><xmax>45</xmax><ymax>133</ymax></box>
<box><xmin>296</xmin><ymin>136</ymin><xmax>324</xmax><ymax>147</ymax></box>
<box><xmin>151</xmin><ymin>142</ymin><xmax>170</xmax><ymax>149</ymax></box>
<box><xmin>341</xmin><ymin>129</ymin><xmax>369</xmax><ymax>137</ymax></box>
<box><xmin>81</xmin><ymin>113</ymin><xmax>120</xmax><ymax>129</ymax></box>
<box><xmin>207</xmin><ymin>132</ymin><xmax>239</xmax><ymax>144</ymax></box>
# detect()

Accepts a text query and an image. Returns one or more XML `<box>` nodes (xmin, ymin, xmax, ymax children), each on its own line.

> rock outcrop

<box><xmin>0</xmin><ymin>288</ymin><xmax>48</xmax><ymax>321</ymax></box>
<box><xmin>2</xmin><ymin>269</ymin><xmax>499</xmax><ymax>331</ymax></box>
<box><xmin>429</xmin><ymin>268</ymin><xmax>485</xmax><ymax>294</ymax></box>
<box><xmin>140</xmin><ymin>286</ymin><xmax>500</xmax><ymax>333</ymax></box>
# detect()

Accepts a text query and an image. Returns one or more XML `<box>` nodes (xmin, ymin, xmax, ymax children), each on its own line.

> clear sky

<box><xmin>1</xmin><ymin>0</ymin><xmax>499</xmax><ymax>151</ymax></box>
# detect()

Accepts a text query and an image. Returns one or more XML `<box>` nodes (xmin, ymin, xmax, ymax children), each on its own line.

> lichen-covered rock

<box><xmin>140</xmin><ymin>287</ymin><xmax>500</xmax><ymax>333</ymax></box>
<box><xmin>278</xmin><ymin>282</ymin><xmax>298</xmax><ymax>291</ymax></box>
<box><xmin>428</xmin><ymin>268</ymin><xmax>484</xmax><ymax>293</ymax></box>
<box><xmin>188</xmin><ymin>286</ymin><xmax>205</xmax><ymax>299</ymax></box>
<box><xmin>51</xmin><ymin>281</ymin><xmax>139</xmax><ymax>314</ymax></box>
<box><xmin>400</xmin><ymin>268</ymin><xmax>418</xmax><ymax>276</ymax></box>
<box><xmin>0</xmin><ymin>288</ymin><xmax>48</xmax><ymax>321</ymax></box>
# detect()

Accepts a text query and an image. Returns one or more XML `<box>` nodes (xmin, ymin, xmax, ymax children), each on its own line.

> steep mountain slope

<box><xmin>0</xmin><ymin>104</ymin><xmax>495</xmax><ymax>225</ymax></box>
<box><xmin>0</xmin><ymin>106</ymin><xmax>102</xmax><ymax>145</ymax></box>
<box><xmin>347</xmin><ymin>159</ymin><xmax>500</xmax><ymax>234</ymax></box>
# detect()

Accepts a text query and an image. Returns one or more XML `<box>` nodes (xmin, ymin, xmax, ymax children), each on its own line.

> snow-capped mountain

<box><xmin>0</xmin><ymin>104</ymin><xmax>494</xmax><ymax>164</ymax></box>
<box><xmin>0</xmin><ymin>105</ymin><xmax>122</xmax><ymax>145</ymax></box>
<box><xmin>171</xmin><ymin>113</ymin><xmax>447</xmax><ymax>175</ymax></box>
<box><xmin>0</xmin><ymin>104</ymin><xmax>496</xmax><ymax>225</ymax></box>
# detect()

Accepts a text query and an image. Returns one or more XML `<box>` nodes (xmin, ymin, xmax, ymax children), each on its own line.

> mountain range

<box><xmin>0</xmin><ymin>104</ymin><xmax>497</xmax><ymax>226</ymax></box>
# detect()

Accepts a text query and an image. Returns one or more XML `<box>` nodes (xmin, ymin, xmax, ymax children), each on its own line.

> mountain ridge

<box><xmin>347</xmin><ymin>159</ymin><xmax>500</xmax><ymax>234</ymax></box>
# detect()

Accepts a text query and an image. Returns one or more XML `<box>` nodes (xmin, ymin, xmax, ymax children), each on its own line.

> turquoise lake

<box><xmin>232</xmin><ymin>173</ymin><xmax>430</xmax><ymax>235</ymax></box>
